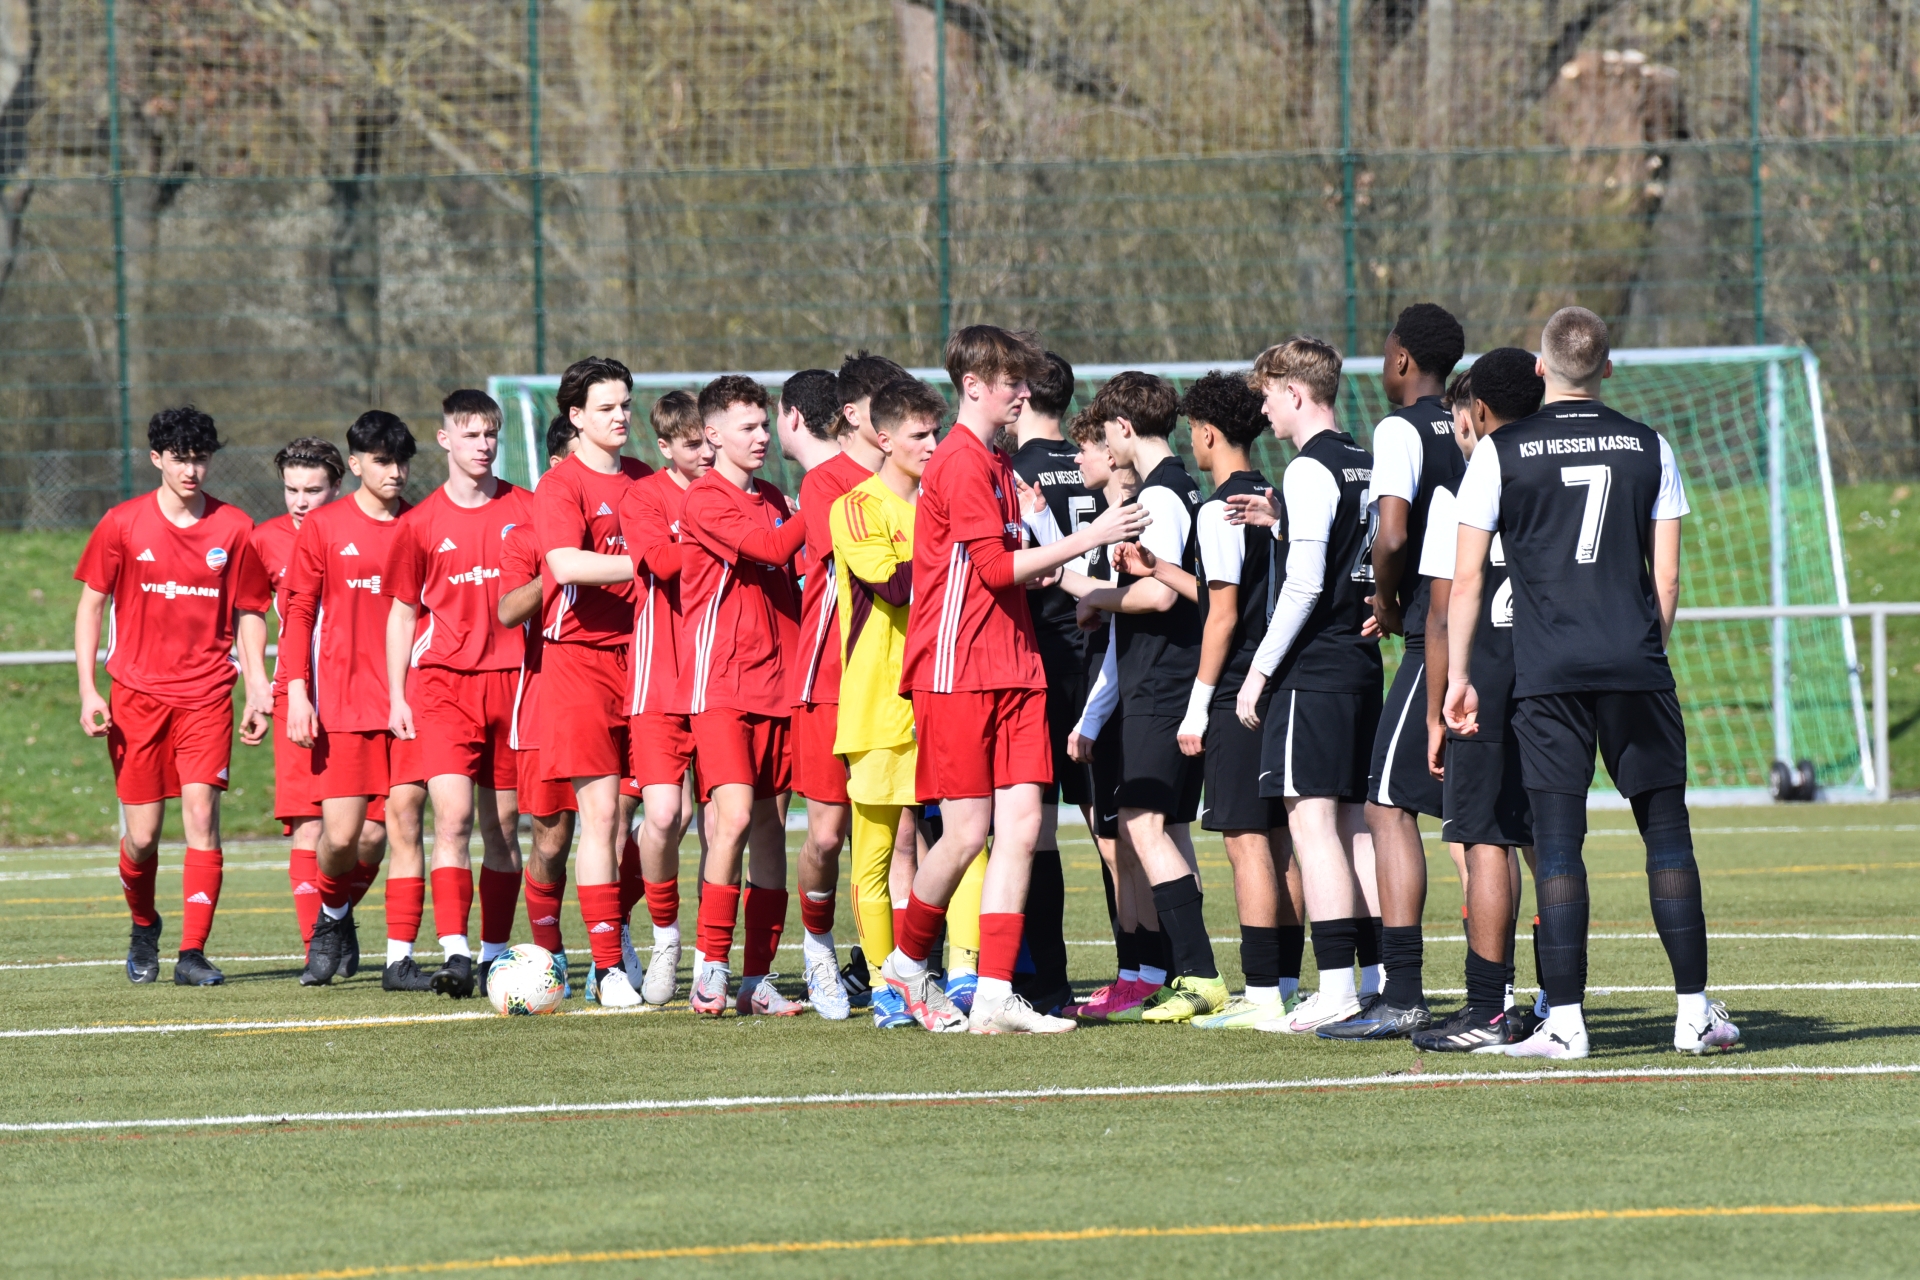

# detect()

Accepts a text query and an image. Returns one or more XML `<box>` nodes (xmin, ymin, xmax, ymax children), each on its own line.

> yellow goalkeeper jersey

<box><xmin>830</xmin><ymin>474</ymin><xmax>917</xmax><ymax>755</ymax></box>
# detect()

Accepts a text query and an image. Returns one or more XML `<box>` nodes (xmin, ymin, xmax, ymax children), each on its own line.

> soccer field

<box><xmin>6</xmin><ymin>807</ymin><xmax>1920</xmax><ymax>1279</ymax></box>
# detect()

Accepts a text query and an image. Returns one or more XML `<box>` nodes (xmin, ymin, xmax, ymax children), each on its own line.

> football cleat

<box><xmin>1075</xmin><ymin>977</ymin><xmax>1157</xmax><ymax>1022</ymax></box>
<box><xmin>430</xmin><ymin>952</ymin><xmax>475</xmax><ymax>999</ymax></box>
<box><xmin>475</xmin><ymin>954</ymin><xmax>495</xmax><ymax>998</ymax></box>
<box><xmin>1193</xmin><ymin>993</ymin><xmax>1297</xmax><ymax>1030</ymax></box>
<box><xmin>126</xmin><ymin>918</ymin><xmax>163</xmax><ymax>985</ymax></box>
<box><xmin>1014</xmin><ymin>976</ymin><xmax>1075</xmax><ymax>1018</ymax></box>
<box><xmin>594</xmin><ymin>966</ymin><xmax>644</xmax><ymax>1008</ymax></box>
<box><xmin>340</xmin><ymin>910</ymin><xmax>361</xmax><ymax>978</ymax></box>
<box><xmin>804</xmin><ymin>953</ymin><xmax>851</xmax><ymax>1020</ymax></box>
<box><xmin>870</xmin><ymin>985</ymin><xmax>915</xmax><ymax>1029</ymax></box>
<box><xmin>172</xmin><ymin>949</ymin><xmax>225</xmax><ymax>987</ymax></box>
<box><xmin>1256</xmin><ymin>988</ymin><xmax>1362</xmax><ymax>1034</ymax></box>
<box><xmin>381</xmin><ymin>956</ymin><xmax>435</xmax><ymax>992</ymax></box>
<box><xmin>301</xmin><ymin>912</ymin><xmax>348</xmax><ymax>986</ymax></box>
<box><xmin>1136</xmin><ymin>974</ymin><xmax>1230</xmax><ymax>1024</ymax></box>
<box><xmin>1501</xmin><ymin>1022</ymin><xmax>1590</xmax><ymax>1059</ymax></box>
<box><xmin>583</xmin><ymin>960</ymin><xmax>600</xmax><ymax>1005</ymax></box>
<box><xmin>969</xmin><ymin>993</ymin><xmax>1075</xmax><ymax>1034</ymax></box>
<box><xmin>1675</xmin><ymin>1000</ymin><xmax>1742</xmax><ymax>1055</ymax></box>
<box><xmin>620</xmin><ymin>923</ymin><xmax>646</xmax><ymax>992</ymax></box>
<box><xmin>1412</xmin><ymin>1006</ymin><xmax>1516</xmax><ymax>1053</ymax></box>
<box><xmin>642</xmin><ymin>937</ymin><xmax>680</xmax><ymax>1006</ymax></box>
<box><xmin>840</xmin><ymin>946</ymin><xmax>874</xmax><ymax>1010</ymax></box>
<box><xmin>738</xmin><ymin>975</ymin><xmax>809</xmax><ymax>1017</ymax></box>
<box><xmin>880</xmin><ymin>955</ymin><xmax>967</xmax><ymax>1032</ymax></box>
<box><xmin>1316</xmin><ymin>998</ymin><xmax>1433</xmax><ymax>1041</ymax></box>
<box><xmin>944</xmin><ymin>970</ymin><xmax>979</xmax><ymax>1016</ymax></box>
<box><xmin>690</xmin><ymin>964</ymin><xmax>730</xmax><ymax>1017</ymax></box>
<box><xmin>553</xmin><ymin>951</ymin><xmax>572</xmax><ymax>1000</ymax></box>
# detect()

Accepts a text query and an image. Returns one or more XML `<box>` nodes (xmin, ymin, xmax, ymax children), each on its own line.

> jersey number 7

<box><xmin>1560</xmin><ymin>465</ymin><xmax>1612</xmax><ymax>564</ymax></box>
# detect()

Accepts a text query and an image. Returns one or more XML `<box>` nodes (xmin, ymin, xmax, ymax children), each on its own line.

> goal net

<box><xmin>489</xmin><ymin>345</ymin><xmax>1869</xmax><ymax>805</ymax></box>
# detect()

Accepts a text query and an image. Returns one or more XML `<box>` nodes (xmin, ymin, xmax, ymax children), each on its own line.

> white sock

<box><xmin>804</xmin><ymin>930</ymin><xmax>837</xmax><ymax>964</ymax></box>
<box><xmin>1139</xmin><ymin>964</ymin><xmax>1169</xmax><ymax>986</ymax></box>
<box><xmin>1503</xmin><ymin>981</ymin><xmax>1516</xmax><ymax>1009</ymax></box>
<box><xmin>385</xmin><ymin>939</ymin><xmax>412</xmax><ymax>965</ymax></box>
<box><xmin>888</xmin><ymin>948</ymin><xmax>928</xmax><ymax>980</ymax></box>
<box><xmin>321</xmin><ymin>900</ymin><xmax>350</xmax><ymax>921</ymax></box>
<box><xmin>1359</xmin><ymin>963</ymin><xmax>1384</xmax><ymax>996</ymax></box>
<box><xmin>693</xmin><ymin>948</ymin><xmax>707</xmax><ymax>970</ymax></box>
<box><xmin>1118</xmin><ymin>967</ymin><xmax>1141</xmax><ymax>984</ymax></box>
<box><xmin>1278</xmin><ymin>976</ymin><xmax>1300</xmax><ymax>1001</ymax></box>
<box><xmin>1545</xmin><ymin>1002</ymin><xmax>1585</xmax><ymax>1036</ymax></box>
<box><xmin>1676</xmin><ymin>991</ymin><xmax>1710</xmax><ymax>1024</ymax></box>
<box><xmin>438</xmin><ymin>934</ymin><xmax>470</xmax><ymax>959</ymax></box>
<box><xmin>653</xmin><ymin>922</ymin><xmax>680</xmax><ymax>950</ymax></box>
<box><xmin>976</xmin><ymin>975</ymin><xmax>1013</xmax><ymax>1006</ymax></box>
<box><xmin>479</xmin><ymin>940</ymin><xmax>507</xmax><ymax>964</ymax></box>
<box><xmin>1318</xmin><ymin>965</ymin><xmax>1358</xmax><ymax>1006</ymax></box>
<box><xmin>1243</xmin><ymin>984</ymin><xmax>1279</xmax><ymax>1006</ymax></box>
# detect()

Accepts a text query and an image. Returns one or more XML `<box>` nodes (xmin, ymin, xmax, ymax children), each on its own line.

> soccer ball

<box><xmin>487</xmin><ymin>944</ymin><xmax>566</xmax><ymax>1016</ymax></box>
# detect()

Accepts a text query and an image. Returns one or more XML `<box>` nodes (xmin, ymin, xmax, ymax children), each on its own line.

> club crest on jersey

<box><xmin>501</xmin><ymin>523</ymin><xmax>516</xmax><ymax>538</ymax></box>
<box><xmin>205</xmin><ymin>546</ymin><xmax>228</xmax><ymax>571</ymax></box>
<box><xmin>136</xmin><ymin>548</ymin><xmax>155</xmax><ymax>562</ymax></box>
<box><xmin>437</xmin><ymin>537</ymin><xmax>458</xmax><ymax>553</ymax></box>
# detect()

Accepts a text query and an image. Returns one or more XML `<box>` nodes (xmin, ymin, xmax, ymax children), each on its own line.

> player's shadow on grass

<box><xmin>221</xmin><ymin>966</ymin><xmax>309</xmax><ymax>983</ymax></box>
<box><xmin>1586</xmin><ymin>1004</ymin><xmax>1920</xmax><ymax>1050</ymax></box>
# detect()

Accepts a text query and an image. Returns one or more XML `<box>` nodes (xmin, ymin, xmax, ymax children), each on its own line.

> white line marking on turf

<box><xmin>0</xmin><ymin>861</ymin><xmax>286</xmax><ymax>883</ymax></box>
<box><xmin>9</xmin><ymin>1063</ymin><xmax>1919</xmax><ymax>1134</ymax></box>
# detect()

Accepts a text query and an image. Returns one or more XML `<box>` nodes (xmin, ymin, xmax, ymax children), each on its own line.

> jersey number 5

<box><xmin>1560</xmin><ymin>465</ymin><xmax>1612</xmax><ymax>564</ymax></box>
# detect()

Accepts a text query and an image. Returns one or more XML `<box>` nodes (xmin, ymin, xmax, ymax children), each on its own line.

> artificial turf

<box><xmin>4</xmin><ymin>807</ymin><xmax>1920</xmax><ymax>1278</ymax></box>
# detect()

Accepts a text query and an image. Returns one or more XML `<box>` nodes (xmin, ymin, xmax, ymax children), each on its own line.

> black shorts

<box><xmin>1259</xmin><ymin>687</ymin><xmax>1381</xmax><ymax>803</ymax></box>
<box><xmin>1115</xmin><ymin>712</ymin><xmax>1203</xmax><ymax>824</ymax></box>
<box><xmin>1510</xmin><ymin>689</ymin><xmax>1688</xmax><ymax>798</ymax></box>
<box><xmin>1089</xmin><ymin>720</ymin><xmax>1123</xmax><ymax>839</ymax></box>
<box><xmin>1202</xmin><ymin>702</ymin><xmax>1283</xmax><ymax>832</ymax></box>
<box><xmin>1039</xmin><ymin>649</ymin><xmax>1091</xmax><ymax>808</ymax></box>
<box><xmin>1441</xmin><ymin>735</ymin><xmax>1533</xmax><ymax>848</ymax></box>
<box><xmin>1367</xmin><ymin>649</ymin><xmax>1443</xmax><ymax>818</ymax></box>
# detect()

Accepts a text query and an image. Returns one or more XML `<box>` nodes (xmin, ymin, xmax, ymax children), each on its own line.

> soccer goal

<box><xmin>489</xmin><ymin>345</ymin><xmax>1870</xmax><ymax>805</ymax></box>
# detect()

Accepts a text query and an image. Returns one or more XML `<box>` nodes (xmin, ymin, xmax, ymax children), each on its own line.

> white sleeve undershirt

<box><xmin>1417</xmin><ymin>485</ymin><xmax>1458</xmax><ymax>581</ymax></box>
<box><xmin>1453</xmin><ymin>435</ymin><xmax>1503</xmax><ymax>532</ymax></box>
<box><xmin>1653</xmin><ymin>434</ymin><xmax>1690</xmax><ymax>519</ymax></box>
<box><xmin>1135</xmin><ymin>484</ymin><xmax>1193</xmax><ymax>566</ymax></box>
<box><xmin>1246</xmin><ymin>455</ymin><xmax>1337</xmax><ymax>679</ymax></box>
<box><xmin>1194</xmin><ymin>501</ymin><xmax>1243</xmax><ymax>585</ymax></box>
<box><xmin>1368</xmin><ymin>415</ymin><xmax>1425</xmax><ymax>506</ymax></box>
<box><xmin>1074</xmin><ymin>620</ymin><xmax>1120</xmax><ymax>738</ymax></box>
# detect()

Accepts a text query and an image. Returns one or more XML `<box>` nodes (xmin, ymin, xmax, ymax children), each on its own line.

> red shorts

<box><xmin>912</xmin><ymin>688</ymin><xmax>1053</xmax><ymax>803</ymax></box>
<box><xmin>412</xmin><ymin>666</ymin><xmax>519</xmax><ymax>789</ymax></box>
<box><xmin>691</xmin><ymin>710</ymin><xmax>790</xmax><ymax>801</ymax></box>
<box><xmin>790</xmin><ymin>702</ymin><xmax>850</xmax><ymax>804</ymax></box>
<box><xmin>539</xmin><ymin>645</ymin><xmax>630</xmax><ymax>780</ymax></box>
<box><xmin>272</xmin><ymin>693</ymin><xmax>321</xmax><ymax>823</ymax></box>
<box><xmin>516</xmin><ymin>745</ymin><xmax>578</xmax><ymax>817</ymax></box>
<box><xmin>310</xmin><ymin>727</ymin><xmax>391</xmax><ymax>801</ymax></box>
<box><xmin>629</xmin><ymin>712</ymin><xmax>696</xmax><ymax>790</ymax></box>
<box><xmin>107</xmin><ymin>684</ymin><xmax>233</xmax><ymax>806</ymax></box>
<box><xmin>389</xmin><ymin>731</ymin><xmax>426</xmax><ymax>788</ymax></box>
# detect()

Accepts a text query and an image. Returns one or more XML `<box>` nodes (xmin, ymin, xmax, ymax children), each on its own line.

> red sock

<box><xmin>119</xmin><ymin>842</ymin><xmax>159</xmax><ymax>928</ymax></box>
<box><xmin>578</xmin><ymin>882</ymin><xmax>624</xmax><ymax>970</ymax></box>
<box><xmin>430</xmin><ymin>866</ymin><xmax>474</xmax><ymax>941</ymax></box>
<box><xmin>696</xmin><ymin>882</ymin><xmax>742</xmax><ymax>970</ymax></box>
<box><xmin>348</xmin><ymin>860</ymin><xmax>380</xmax><ymax>906</ymax></box>
<box><xmin>179</xmin><ymin>848</ymin><xmax>224</xmax><ymax>952</ymax></box>
<box><xmin>743</xmin><ymin>884</ymin><xmax>789</xmax><ymax>978</ymax></box>
<box><xmin>478</xmin><ymin>865</ymin><xmax>523</xmax><ymax>946</ymax></box>
<box><xmin>525</xmin><ymin>873</ymin><xmax>567</xmax><ymax>953</ymax></box>
<box><xmin>289</xmin><ymin>848</ymin><xmax>321</xmax><ymax>944</ymax></box>
<box><xmin>643</xmin><ymin>877</ymin><xmax>681</xmax><ymax>929</ymax></box>
<box><xmin>978</xmin><ymin>912</ymin><xmax>1025</xmax><ymax>983</ymax></box>
<box><xmin>800</xmin><ymin>889</ymin><xmax>835</xmax><ymax>936</ymax></box>
<box><xmin>385</xmin><ymin>875</ymin><xmax>424</xmax><ymax>943</ymax></box>
<box><xmin>316</xmin><ymin>868</ymin><xmax>354</xmax><ymax>912</ymax></box>
<box><xmin>618</xmin><ymin>836</ymin><xmax>643</xmax><ymax>924</ymax></box>
<box><xmin>896</xmin><ymin>892</ymin><xmax>946</xmax><ymax>964</ymax></box>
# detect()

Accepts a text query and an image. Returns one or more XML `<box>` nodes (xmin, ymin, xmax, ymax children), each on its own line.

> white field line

<box><xmin>8</xmin><ymin>1063</ymin><xmax>1920</xmax><ymax>1134</ymax></box>
<box><xmin>0</xmin><ymin>861</ymin><xmax>286</xmax><ymax>883</ymax></box>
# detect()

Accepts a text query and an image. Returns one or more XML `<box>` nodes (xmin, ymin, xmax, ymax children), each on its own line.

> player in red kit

<box><xmin>678</xmin><ymin>375</ymin><xmax>810</xmax><ymax>1018</ymax></box>
<box><xmin>885</xmin><ymin>327</ymin><xmax>1148</xmax><ymax>1033</ymax></box>
<box><xmin>75</xmin><ymin>406</ymin><xmax>273</xmax><ymax>987</ymax></box>
<box><xmin>281</xmin><ymin>412</ymin><xmax>414</xmax><ymax>986</ymax></box>
<box><xmin>385</xmin><ymin>390</ymin><xmax>538</xmax><ymax>998</ymax></box>
<box><xmin>537</xmin><ymin>357</ymin><xmax>652</xmax><ymax>1008</ymax></box>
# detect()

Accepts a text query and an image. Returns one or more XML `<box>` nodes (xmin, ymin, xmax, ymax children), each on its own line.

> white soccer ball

<box><xmin>487</xmin><ymin>944</ymin><xmax>565</xmax><ymax>1016</ymax></box>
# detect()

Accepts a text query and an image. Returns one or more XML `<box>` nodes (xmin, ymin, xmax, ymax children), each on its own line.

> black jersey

<box><xmin>1195</xmin><ymin>470</ymin><xmax>1276</xmax><ymax>711</ymax></box>
<box><xmin>1371</xmin><ymin>394</ymin><xmax>1466</xmax><ymax>642</ymax></box>
<box><xmin>1010</xmin><ymin>436</ymin><xmax>1102</xmax><ymax>666</ymax></box>
<box><xmin>1115</xmin><ymin>455</ymin><xmax>1203</xmax><ymax>716</ymax></box>
<box><xmin>1455</xmin><ymin>401</ymin><xmax>1688</xmax><ymax>697</ymax></box>
<box><xmin>1274</xmin><ymin>431</ymin><xmax>1383</xmax><ymax>694</ymax></box>
<box><xmin>1457</xmin><ymin>532</ymin><xmax>1517</xmax><ymax>742</ymax></box>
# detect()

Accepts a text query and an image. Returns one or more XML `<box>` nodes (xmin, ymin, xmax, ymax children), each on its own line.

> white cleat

<box><xmin>880</xmin><ymin>955</ymin><xmax>968</xmax><ymax>1032</ymax></box>
<box><xmin>595</xmin><ymin>966</ymin><xmax>644</xmax><ymax>1009</ymax></box>
<box><xmin>1256</xmin><ymin>989</ymin><xmax>1361</xmax><ymax>1034</ymax></box>
<box><xmin>642</xmin><ymin>936</ymin><xmax>680</xmax><ymax>1006</ymax></box>
<box><xmin>736</xmin><ymin>974</ymin><xmax>808</xmax><ymax>1017</ymax></box>
<box><xmin>968</xmin><ymin>993</ymin><xmax>1075</xmax><ymax>1034</ymax></box>
<box><xmin>804</xmin><ymin>952</ymin><xmax>852</xmax><ymax>1020</ymax></box>
<box><xmin>1500</xmin><ymin>1023</ymin><xmax>1590</xmax><ymax>1059</ymax></box>
<box><xmin>620</xmin><ymin>923</ymin><xmax>646</xmax><ymax>991</ymax></box>
<box><xmin>1675</xmin><ymin>1000</ymin><xmax>1741</xmax><ymax>1055</ymax></box>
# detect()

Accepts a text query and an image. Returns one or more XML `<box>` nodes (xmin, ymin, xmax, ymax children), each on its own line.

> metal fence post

<box><xmin>1767</xmin><ymin>360</ymin><xmax>1790</xmax><ymax>766</ymax></box>
<box><xmin>1873</xmin><ymin>608</ymin><xmax>1890</xmax><ymax>803</ymax></box>
<box><xmin>1748</xmin><ymin>0</ymin><xmax>1765</xmax><ymax>344</ymax></box>
<box><xmin>528</xmin><ymin>0</ymin><xmax>546</xmax><ymax>375</ymax></box>
<box><xmin>935</xmin><ymin>0</ymin><xmax>952</xmax><ymax>353</ymax></box>
<box><xmin>106</xmin><ymin>0</ymin><xmax>132</xmax><ymax>499</ymax></box>
<box><xmin>1339</xmin><ymin>0</ymin><xmax>1358</xmax><ymax>358</ymax></box>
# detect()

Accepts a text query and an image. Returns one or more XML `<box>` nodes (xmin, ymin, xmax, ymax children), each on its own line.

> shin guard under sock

<box><xmin>316</xmin><ymin>869</ymin><xmax>354</xmax><ymax>912</ymax></box>
<box><xmin>524</xmin><ymin>874</ymin><xmax>567</xmax><ymax>953</ymax></box>
<box><xmin>289</xmin><ymin>848</ymin><xmax>321</xmax><ymax>944</ymax></box>
<box><xmin>1239</xmin><ymin>924</ymin><xmax>1281</xmax><ymax>990</ymax></box>
<box><xmin>1380</xmin><ymin>924</ymin><xmax>1424</xmax><ymax>1007</ymax></box>
<box><xmin>1150</xmin><ymin>874</ymin><xmax>1218</xmax><ymax>980</ymax></box>
<box><xmin>1310</xmin><ymin>917</ymin><xmax>1360</xmax><ymax>980</ymax></box>
<box><xmin>429</xmin><ymin>867</ymin><xmax>474</xmax><ymax>942</ymax></box>
<box><xmin>385</xmin><ymin>876</ymin><xmax>424</xmax><ymax>944</ymax></box>
<box><xmin>800</xmin><ymin>889</ymin><xmax>836</xmax><ymax>937</ymax></box>
<box><xmin>695</xmin><ymin>882</ymin><xmax>742</xmax><ymax>971</ymax></box>
<box><xmin>1635</xmin><ymin>784</ymin><xmax>1708</xmax><ymax>995</ymax></box>
<box><xmin>895</xmin><ymin>892</ymin><xmax>947</xmax><ymax>965</ymax></box>
<box><xmin>578</xmin><ymin>882</ymin><xmax>625</xmax><ymax>970</ymax></box>
<box><xmin>347</xmin><ymin>859</ymin><xmax>379</xmax><ymax>906</ymax></box>
<box><xmin>1357</xmin><ymin>914</ymin><xmax>1383</xmax><ymax>970</ymax></box>
<box><xmin>179</xmin><ymin>848</ymin><xmax>223</xmax><ymax>951</ymax></box>
<box><xmin>978</xmin><ymin>912</ymin><xmax>1025</xmax><ymax>983</ymax></box>
<box><xmin>119</xmin><ymin>842</ymin><xmax>159</xmax><ymax>927</ymax></box>
<box><xmin>1276</xmin><ymin>923</ymin><xmax>1306</xmax><ymax>981</ymax></box>
<box><xmin>742</xmin><ymin>884</ymin><xmax>788</xmax><ymax>977</ymax></box>
<box><xmin>477</xmin><ymin>865</ymin><xmax>523</xmax><ymax>946</ymax></box>
<box><xmin>644</xmin><ymin>877</ymin><xmax>681</xmax><ymax>929</ymax></box>
<box><xmin>1464</xmin><ymin>946</ymin><xmax>1508</xmax><ymax>1013</ymax></box>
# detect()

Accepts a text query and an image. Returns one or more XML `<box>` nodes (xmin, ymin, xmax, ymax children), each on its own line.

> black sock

<box><xmin>1357</xmin><ymin>915</ymin><xmax>1383</xmax><ymax>971</ymax></box>
<box><xmin>1310</xmin><ymin>917</ymin><xmax>1360</xmax><ymax>980</ymax></box>
<box><xmin>1115</xmin><ymin>920</ymin><xmax>1141</xmax><ymax>975</ymax></box>
<box><xmin>1530</xmin><ymin>788</ymin><xmax>1591</xmax><ymax>1007</ymax></box>
<box><xmin>1380</xmin><ymin>924</ymin><xmax>1424</xmax><ymax>1006</ymax></box>
<box><xmin>1634</xmin><ymin>785</ymin><xmax>1708</xmax><ymax>995</ymax></box>
<box><xmin>1150</xmin><ymin>875</ymin><xmax>1217</xmax><ymax>980</ymax></box>
<box><xmin>1100</xmin><ymin>861</ymin><xmax>1121</xmax><ymax>948</ymax></box>
<box><xmin>1021</xmin><ymin>849</ymin><xmax>1070</xmax><ymax>993</ymax></box>
<box><xmin>1147</xmin><ymin>923</ymin><xmax>1174</xmax><ymax>975</ymax></box>
<box><xmin>1240</xmin><ymin>925</ymin><xmax>1281</xmax><ymax>989</ymax></box>
<box><xmin>1502</xmin><ymin>913</ymin><xmax>1519</xmax><ymax>1001</ymax></box>
<box><xmin>1277</xmin><ymin>925</ymin><xmax>1306</xmax><ymax>981</ymax></box>
<box><xmin>1464</xmin><ymin>946</ymin><xmax>1508</xmax><ymax>1013</ymax></box>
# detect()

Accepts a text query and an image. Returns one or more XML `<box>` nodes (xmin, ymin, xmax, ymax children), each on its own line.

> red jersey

<box><xmin>619</xmin><ymin>468</ymin><xmax>694</xmax><ymax>716</ymax></box>
<box><xmin>900</xmin><ymin>425</ymin><xmax>1044</xmax><ymax>694</ymax></box>
<box><xmin>249</xmin><ymin>513</ymin><xmax>299</xmax><ymax>695</ymax></box>
<box><xmin>75</xmin><ymin>492</ymin><xmax>271</xmax><ymax>709</ymax></box>
<box><xmin>279</xmin><ymin>495</ymin><xmax>411</xmax><ymax>733</ymax></box>
<box><xmin>535</xmin><ymin>454</ymin><xmax>651</xmax><ymax>647</ymax></box>
<box><xmin>792</xmin><ymin>450</ymin><xmax>872</xmax><ymax>708</ymax></box>
<box><xmin>500</xmin><ymin>523</ymin><xmax>545</xmax><ymax>750</ymax></box>
<box><xmin>385</xmin><ymin>482</ymin><xmax>535</xmax><ymax>672</ymax></box>
<box><xmin>677</xmin><ymin>473</ymin><xmax>803</xmax><ymax>717</ymax></box>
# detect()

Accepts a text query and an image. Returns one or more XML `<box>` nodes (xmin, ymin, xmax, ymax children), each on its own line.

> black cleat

<box><xmin>340</xmin><ymin>909</ymin><xmax>361</xmax><ymax>978</ymax></box>
<box><xmin>840</xmin><ymin>946</ymin><xmax>873</xmax><ymax>1010</ymax></box>
<box><xmin>302</xmin><ymin>911</ymin><xmax>348</xmax><ymax>986</ymax></box>
<box><xmin>1014</xmin><ymin>977</ymin><xmax>1076</xmax><ymax>1018</ymax></box>
<box><xmin>1412</xmin><ymin>1005</ymin><xmax>1517</xmax><ymax>1053</ymax></box>
<box><xmin>1510</xmin><ymin>1000</ymin><xmax>1546</xmax><ymax>1041</ymax></box>
<box><xmin>127</xmin><ymin>918</ymin><xmax>163</xmax><ymax>984</ymax></box>
<box><xmin>430</xmin><ymin>952</ymin><xmax>475</xmax><ymax>998</ymax></box>
<box><xmin>475</xmin><ymin>954</ymin><xmax>494</xmax><ymax>998</ymax></box>
<box><xmin>381</xmin><ymin>956</ymin><xmax>436</xmax><ymax>991</ymax></box>
<box><xmin>173</xmin><ymin>948</ymin><xmax>225</xmax><ymax>986</ymax></box>
<box><xmin>1316</xmin><ymin>998</ymin><xmax>1432</xmax><ymax>1040</ymax></box>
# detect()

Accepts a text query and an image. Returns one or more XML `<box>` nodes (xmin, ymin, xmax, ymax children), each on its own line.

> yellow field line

<box><xmin>183</xmin><ymin>1202</ymin><xmax>1920</xmax><ymax>1280</ymax></box>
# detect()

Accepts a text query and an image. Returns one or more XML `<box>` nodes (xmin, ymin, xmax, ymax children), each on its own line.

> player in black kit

<box><xmin>1446</xmin><ymin>307</ymin><xmax>1740</xmax><ymax>1059</ymax></box>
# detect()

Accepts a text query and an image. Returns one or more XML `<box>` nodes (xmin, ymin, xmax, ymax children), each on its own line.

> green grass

<box><xmin>6</xmin><ymin>810</ymin><xmax>1920</xmax><ymax>1278</ymax></box>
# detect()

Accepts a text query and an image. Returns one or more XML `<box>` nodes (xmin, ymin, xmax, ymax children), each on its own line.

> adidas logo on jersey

<box><xmin>136</xmin><ymin>548</ymin><xmax>155</xmax><ymax>562</ymax></box>
<box><xmin>340</xmin><ymin>542</ymin><xmax>360</xmax><ymax>556</ymax></box>
<box><xmin>437</xmin><ymin>537</ymin><xmax>458</xmax><ymax>552</ymax></box>
<box><xmin>589</xmin><ymin>921</ymin><xmax>616</xmax><ymax>934</ymax></box>
<box><xmin>186</xmin><ymin>891</ymin><xmax>213</xmax><ymax>905</ymax></box>
<box><xmin>596</xmin><ymin>502</ymin><xmax>614</xmax><ymax>516</ymax></box>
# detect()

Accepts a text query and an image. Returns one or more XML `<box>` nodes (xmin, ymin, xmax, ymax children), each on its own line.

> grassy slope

<box><xmin>4</xmin><ymin>813</ymin><xmax>1920</xmax><ymax>1278</ymax></box>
